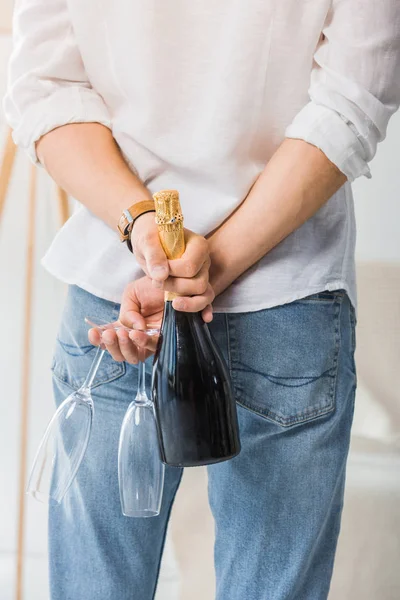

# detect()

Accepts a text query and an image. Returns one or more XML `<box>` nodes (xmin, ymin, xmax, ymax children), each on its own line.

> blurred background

<box><xmin>0</xmin><ymin>4</ymin><xmax>399</xmax><ymax>599</ymax></box>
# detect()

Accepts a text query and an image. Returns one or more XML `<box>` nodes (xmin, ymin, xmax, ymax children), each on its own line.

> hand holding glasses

<box><xmin>27</xmin><ymin>317</ymin><xmax>164</xmax><ymax>517</ymax></box>
<box><xmin>87</xmin><ymin>317</ymin><xmax>165</xmax><ymax>518</ymax></box>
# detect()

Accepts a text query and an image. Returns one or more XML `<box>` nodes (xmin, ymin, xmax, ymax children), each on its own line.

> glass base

<box><xmin>26</xmin><ymin>489</ymin><xmax>61</xmax><ymax>507</ymax></box>
<box><xmin>122</xmin><ymin>508</ymin><xmax>160</xmax><ymax>518</ymax></box>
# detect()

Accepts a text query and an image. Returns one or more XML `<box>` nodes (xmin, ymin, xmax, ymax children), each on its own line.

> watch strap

<box><xmin>117</xmin><ymin>200</ymin><xmax>156</xmax><ymax>242</ymax></box>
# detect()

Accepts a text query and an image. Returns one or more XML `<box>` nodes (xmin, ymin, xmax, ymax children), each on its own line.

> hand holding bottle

<box><xmin>130</xmin><ymin>212</ymin><xmax>214</xmax><ymax>315</ymax></box>
<box><xmin>89</xmin><ymin>197</ymin><xmax>214</xmax><ymax>363</ymax></box>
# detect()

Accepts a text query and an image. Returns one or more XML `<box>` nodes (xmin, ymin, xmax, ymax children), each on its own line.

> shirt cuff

<box><xmin>10</xmin><ymin>86</ymin><xmax>112</xmax><ymax>166</ymax></box>
<box><xmin>285</xmin><ymin>102</ymin><xmax>372</xmax><ymax>182</ymax></box>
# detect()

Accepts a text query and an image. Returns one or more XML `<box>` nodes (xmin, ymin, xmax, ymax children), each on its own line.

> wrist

<box><xmin>208</xmin><ymin>241</ymin><xmax>234</xmax><ymax>298</ymax></box>
<box><xmin>128</xmin><ymin>211</ymin><xmax>159</xmax><ymax>256</ymax></box>
<box><xmin>129</xmin><ymin>210</ymin><xmax>158</xmax><ymax>239</ymax></box>
<box><xmin>118</xmin><ymin>200</ymin><xmax>156</xmax><ymax>252</ymax></box>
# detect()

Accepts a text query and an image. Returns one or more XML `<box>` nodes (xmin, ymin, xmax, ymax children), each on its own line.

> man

<box><xmin>4</xmin><ymin>1</ymin><xmax>400</xmax><ymax>598</ymax></box>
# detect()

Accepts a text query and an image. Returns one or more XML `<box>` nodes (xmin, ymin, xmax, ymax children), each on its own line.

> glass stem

<box><xmin>81</xmin><ymin>347</ymin><xmax>105</xmax><ymax>391</ymax></box>
<box><xmin>135</xmin><ymin>347</ymin><xmax>148</xmax><ymax>404</ymax></box>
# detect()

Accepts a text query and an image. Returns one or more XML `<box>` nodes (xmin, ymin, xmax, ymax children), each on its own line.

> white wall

<box><xmin>353</xmin><ymin>112</ymin><xmax>400</xmax><ymax>263</ymax></box>
<box><xmin>0</xmin><ymin>35</ymin><xmax>65</xmax><ymax>600</ymax></box>
<box><xmin>0</xmin><ymin>7</ymin><xmax>12</xmax><ymax>32</ymax></box>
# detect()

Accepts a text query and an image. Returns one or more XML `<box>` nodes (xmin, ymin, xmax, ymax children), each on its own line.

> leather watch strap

<box><xmin>117</xmin><ymin>200</ymin><xmax>156</xmax><ymax>247</ymax></box>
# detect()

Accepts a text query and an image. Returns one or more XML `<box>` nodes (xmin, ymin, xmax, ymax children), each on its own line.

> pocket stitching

<box><xmin>233</xmin><ymin>364</ymin><xmax>336</xmax><ymax>388</ymax></box>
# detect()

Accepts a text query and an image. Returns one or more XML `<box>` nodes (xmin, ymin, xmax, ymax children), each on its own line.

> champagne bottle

<box><xmin>151</xmin><ymin>190</ymin><xmax>241</xmax><ymax>467</ymax></box>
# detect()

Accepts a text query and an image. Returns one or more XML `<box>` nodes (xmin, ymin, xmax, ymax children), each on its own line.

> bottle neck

<box><xmin>164</xmin><ymin>291</ymin><xmax>179</xmax><ymax>302</ymax></box>
<box><xmin>162</xmin><ymin>298</ymin><xmax>174</xmax><ymax>320</ymax></box>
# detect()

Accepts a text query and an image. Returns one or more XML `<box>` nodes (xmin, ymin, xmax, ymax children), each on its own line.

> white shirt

<box><xmin>3</xmin><ymin>0</ymin><xmax>400</xmax><ymax>311</ymax></box>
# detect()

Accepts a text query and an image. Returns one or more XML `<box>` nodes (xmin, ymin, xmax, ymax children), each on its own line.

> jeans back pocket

<box><xmin>51</xmin><ymin>286</ymin><xmax>125</xmax><ymax>391</ymax></box>
<box><xmin>227</xmin><ymin>292</ymin><xmax>344</xmax><ymax>427</ymax></box>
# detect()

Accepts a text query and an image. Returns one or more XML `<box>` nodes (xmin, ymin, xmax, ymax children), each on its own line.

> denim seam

<box><xmin>226</xmin><ymin>315</ymin><xmax>243</xmax><ymax>405</ymax></box>
<box><xmin>236</xmin><ymin>398</ymin><xmax>337</xmax><ymax>427</ymax></box>
<box><xmin>234</xmin><ymin>296</ymin><xmax>343</xmax><ymax>426</ymax></box>
<box><xmin>224</xmin><ymin>314</ymin><xmax>233</xmax><ymax>381</ymax></box>
<box><xmin>151</xmin><ymin>468</ymin><xmax>184</xmax><ymax>600</ymax></box>
<box><xmin>349</xmin><ymin>303</ymin><xmax>357</xmax><ymax>381</ymax></box>
<box><xmin>328</xmin><ymin>294</ymin><xmax>343</xmax><ymax>420</ymax></box>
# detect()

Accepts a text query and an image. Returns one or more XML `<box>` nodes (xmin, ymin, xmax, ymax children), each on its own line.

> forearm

<box><xmin>208</xmin><ymin>138</ymin><xmax>347</xmax><ymax>297</ymax></box>
<box><xmin>36</xmin><ymin>123</ymin><xmax>152</xmax><ymax>229</ymax></box>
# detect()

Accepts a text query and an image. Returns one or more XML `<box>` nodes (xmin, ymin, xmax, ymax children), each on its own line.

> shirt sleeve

<box><xmin>2</xmin><ymin>0</ymin><xmax>112</xmax><ymax>165</ymax></box>
<box><xmin>285</xmin><ymin>0</ymin><xmax>400</xmax><ymax>182</ymax></box>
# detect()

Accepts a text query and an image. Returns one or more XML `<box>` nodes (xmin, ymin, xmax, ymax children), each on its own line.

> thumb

<box><xmin>119</xmin><ymin>282</ymin><xmax>147</xmax><ymax>329</ymax></box>
<box><xmin>120</xmin><ymin>309</ymin><xmax>146</xmax><ymax>331</ymax></box>
<box><xmin>142</xmin><ymin>237</ymin><xmax>169</xmax><ymax>282</ymax></box>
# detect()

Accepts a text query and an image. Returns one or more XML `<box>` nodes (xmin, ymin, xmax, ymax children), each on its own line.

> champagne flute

<box><xmin>86</xmin><ymin>317</ymin><xmax>164</xmax><ymax>517</ymax></box>
<box><xmin>27</xmin><ymin>346</ymin><xmax>104</xmax><ymax>505</ymax></box>
<box><xmin>118</xmin><ymin>344</ymin><xmax>164</xmax><ymax>518</ymax></box>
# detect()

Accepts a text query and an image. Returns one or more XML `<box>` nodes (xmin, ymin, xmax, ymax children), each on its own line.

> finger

<box><xmin>172</xmin><ymin>284</ymin><xmax>215</xmax><ymax>313</ymax></box>
<box><xmin>163</xmin><ymin>261</ymin><xmax>209</xmax><ymax>296</ymax></box>
<box><xmin>130</xmin><ymin>213</ymin><xmax>169</xmax><ymax>281</ymax></box>
<box><xmin>116</xmin><ymin>329</ymin><xmax>139</xmax><ymax>364</ymax></box>
<box><xmin>129</xmin><ymin>329</ymin><xmax>159</xmax><ymax>356</ymax></box>
<box><xmin>141</xmin><ymin>233</ymin><xmax>169</xmax><ymax>282</ymax></box>
<box><xmin>152</xmin><ymin>279</ymin><xmax>164</xmax><ymax>290</ymax></box>
<box><xmin>120</xmin><ymin>309</ymin><xmax>147</xmax><ymax>331</ymax></box>
<box><xmin>145</xmin><ymin>336</ymin><xmax>159</xmax><ymax>354</ymax></box>
<box><xmin>101</xmin><ymin>329</ymin><xmax>126</xmax><ymax>362</ymax></box>
<box><xmin>142</xmin><ymin>349</ymin><xmax>153</xmax><ymax>361</ymax></box>
<box><xmin>88</xmin><ymin>328</ymin><xmax>102</xmax><ymax>346</ymax></box>
<box><xmin>201</xmin><ymin>304</ymin><xmax>214</xmax><ymax>323</ymax></box>
<box><xmin>119</xmin><ymin>282</ymin><xmax>147</xmax><ymax>330</ymax></box>
<box><xmin>168</xmin><ymin>234</ymin><xmax>209</xmax><ymax>278</ymax></box>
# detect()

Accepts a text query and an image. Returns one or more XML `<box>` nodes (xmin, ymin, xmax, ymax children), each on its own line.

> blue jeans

<box><xmin>49</xmin><ymin>285</ymin><xmax>357</xmax><ymax>600</ymax></box>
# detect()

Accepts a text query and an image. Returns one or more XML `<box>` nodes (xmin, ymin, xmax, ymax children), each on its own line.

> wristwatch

<box><xmin>117</xmin><ymin>200</ymin><xmax>156</xmax><ymax>252</ymax></box>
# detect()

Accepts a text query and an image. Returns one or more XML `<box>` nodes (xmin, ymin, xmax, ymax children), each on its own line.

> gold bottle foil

<box><xmin>153</xmin><ymin>189</ymin><xmax>185</xmax><ymax>301</ymax></box>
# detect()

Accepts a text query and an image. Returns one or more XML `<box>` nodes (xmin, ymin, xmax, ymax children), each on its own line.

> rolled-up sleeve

<box><xmin>2</xmin><ymin>0</ymin><xmax>112</xmax><ymax>165</ymax></box>
<box><xmin>285</xmin><ymin>0</ymin><xmax>400</xmax><ymax>181</ymax></box>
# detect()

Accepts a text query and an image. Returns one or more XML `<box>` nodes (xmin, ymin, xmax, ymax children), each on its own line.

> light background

<box><xmin>0</xmin><ymin>9</ymin><xmax>399</xmax><ymax>599</ymax></box>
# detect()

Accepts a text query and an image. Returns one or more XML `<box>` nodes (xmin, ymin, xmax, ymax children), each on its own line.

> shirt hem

<box><xmin>41</xmin><ymin>258</ymin><xmax>125</xmax><ymax>305</ymax></box>
<box><xmin>41</xmin><ymin>257</ymin><xmax>356</xmax><ymax>316</ymax></box>
<box><xmin>213</xmin><ymin>280</ymin><xmax>356</xmax><ymax>314</ymax></box>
